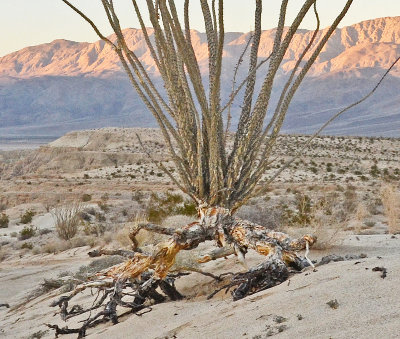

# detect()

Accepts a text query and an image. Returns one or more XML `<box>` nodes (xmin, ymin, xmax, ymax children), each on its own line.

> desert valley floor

<box><xmin>0</xmin><ymin>128</ymin><xmax>400</xmax><ymax>338</ymax></box>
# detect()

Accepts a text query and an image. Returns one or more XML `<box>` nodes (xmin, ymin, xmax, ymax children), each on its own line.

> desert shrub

<box><xmin>70</xmin><ymin>235</ymin><xmax>98</xmax><ymax>248</ymax></box>
<box><xmin>162</xmin><ymin>215</ymin><xmax>195</xmax><ymax>229</ymax></box>
<box><xmin>146</xmin><ymin>192</ymin><xmax>196</xmax><ymax>223</ymax></box>
<box><xmin>175</xmin><ymin>202</ymin><xmax>197</xmax><ymax>216</ymax></box>
<box><xmin>98</xmin><ymin>202</ymin><xmax>109</xmax><ymax>212</ymax></box>
<box><xmin>0</xmin><ymin>248</ymin><xmax>8</xmax><ymax>262</ymax></box>
<box><xmin>289</xmin><ymin>194</ymin><xmax>312</xmax><ymax>226</ymax></box>
<box><xmin>115</xmin><ymin>225</ymin><xmax>134</xmax><ymax>248</ymax></box>
<box><xmin>236</xmin><ymin>204</ymin><xmax>284</xmax><ymax>229</ymax></box>
<box><xmin>38</xmin><ymin>228</ymin><xmax>53</xmax><ymax>235</ymax></box>
<box><xmin>380</xmin><ymin>184</ymin><xmax>400</xmax><ymax>234</ymax></box>
<box><xmin>370</xmin><ymin>164</ymin><xmax>380</xmax><ymax>177</ymax></box>
<box><xmin>81</xmin><ymin>194</ymin><xmax>92</xmax><ymax>202</ymax></box>
<box><xmin>82</xmin><ymin>222</ymin><xmax>106</xmax><ymax>236</ymax></box>
<box><xmin>32</xmin><ymin>246</ymin><xmax>41</xmax><ymax>255</ymax></box>
<box><xmin>147</xmin><ymin>205</ymin><xmax>164</xmax><ymax>223</ymax></box>
<box><xmin>79</xmin><ymin>211</ymin><xmax>92</xmax><ymax>222</ymax></box>
<box><xmin>86</xmin><ymin>207</ymin><xmax>97</xmax><ymax>216</ymax></box>
<box><xmin>343</xmin><ymin>186</ymin><xmax>357</xmax><ymax>214</ymax></box>
<box><xmin>96</xmin><ymin>212</ymin><xmax>106</xmax><ymax>222</ymax></box>
<box><xmin>19</xmin><ymin>225</ymin><xmax>36</xmax><ymax>240</ymax></box>
<box><xmin>42</xmin><ymin>240</ymin><xmax>71</xmax><ymax>254</ymax></box>
<box><xmin>286</xmin><ymin>190</ymin><xmax>348</xmax><ymax>249</ymax></box>
<box><xmin>28</xmin><ymin>330</ymin><xmax>49</xmax><ymax>339</ymax></box>
<box><xmin>20</xmin><ymin>209</ymin><xmax>35</xmax><ymax>224</ymax></box>
<box><xmin>52</xmin><ymin>202</ymin><xmax>83</xmax><ymax>240</ymax></box>
<box><xmin>132</xmin><ymin>190</ymin><xmax>145</xmax><ymax>202</ymax></box>
<box><xmin>353</xmin><ymin>203</ymin><xmax>368</xmax><ymax>234</ymax></box>
<box><xmin>364</xmin><ymin>220</ymin><xmax>376</xmax><ymax>227</ymax></box>
<box><xmin>74</xmin><ymin>256</ymin><xmax>125</xmax><ymax>281</ymax></box>
<box><xmin>21</xmin><ymin>242</ymin><xmax>33</xmax><ymax>250</ymax></box>
<box><xmin>0</xmin><ymin>213</ymin><xmax>9</xmax><ymax>228</ymax></box>
<box><xmin>26</xmin><ymin>278</ymin><xmax>67</xmax><ymax>303</ymax></box>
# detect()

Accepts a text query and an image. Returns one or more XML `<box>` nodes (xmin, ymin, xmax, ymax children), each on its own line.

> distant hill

<box><xmin>1</xmin><ymin>16</ymin><xmax>399</xmax><ymax>137</ymax></box>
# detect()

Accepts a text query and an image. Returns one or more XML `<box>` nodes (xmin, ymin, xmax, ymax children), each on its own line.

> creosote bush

<box><xmin>21</xmin><ymin>242</ymin><xmax>33</xmax><ymax>250</ymax></box>
<box><xmin>19</xmin><ymin>225</ymin><xmax>37</xmax><ymax>240</ymax></box>
<box><xmin>81</xmin><ymin>194</ymin><xmax>92</xmax><ymax>202</ymax></box>
<box><xmin>146</xmin><ymin>192</ymin><xmax>197</xmax><ymax>223</ymax></box>
<box><xmin>0</xmin><ymin>213</ymin><xmax>9</xmax><ymax>228</ymax></box>
<box><xmin>20</xmin><ymin>209</ymin><xmax>35</xmax><ymax>224</ymax></box>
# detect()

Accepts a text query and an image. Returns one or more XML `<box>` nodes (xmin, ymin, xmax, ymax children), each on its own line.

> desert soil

<box><xmin>1</xmin><ymin>128</ymin><xmax>399</xmax><ymax>338</ymax></box>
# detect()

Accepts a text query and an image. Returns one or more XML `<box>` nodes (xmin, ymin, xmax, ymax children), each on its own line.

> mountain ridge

<box><xmin>0</xmin><ymin>16</ymin><xmax>399</xmax><ymax>137</ymax></box>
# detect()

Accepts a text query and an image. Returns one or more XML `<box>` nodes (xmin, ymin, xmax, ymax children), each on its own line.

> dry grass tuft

<box><xmin>353</xmin><ymin>203</ymin><xmax>368</xmax><ymax>234</ymax></box>
<box><xmin>380</xmin><ymin>184</ymin><xmax>400</xmax><ymax>234</ymax></box>
<box><xmin>285</xmin><ymin>191</ymin><xmax>347</xmax><ymax>250</ymax></box>
<box><xmin>0</xmin><ymin>248</ymin><xmax>8</xmax><ymax>262</ymax></box>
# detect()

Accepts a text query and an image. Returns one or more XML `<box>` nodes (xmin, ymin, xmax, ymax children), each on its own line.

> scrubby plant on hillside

<box><xmin>51</xmin><ymin>202</ymin><xmax>83</xmax><ymax>240</ymax></box>
<box><xmin>380</xmin><ymin>184</ymin><xmax>400</xmax><ymax>234</ymax></box>
<box><xmin>81</xmin><ymin>194</ymin><xmax>92</xmax><ymax>202</ymax></box>
<box><xmin>19</xmin><ymin>225</ymin><xmax>36</xmax><ymax>240</ymax></box>
<box><xmin>146</xmin><ymin>192</ymin><xmax>197</xmax><ymax>223</ymax></box>
<box><xmin>20</xmin><ymin>209</ymin><xmax>35</xmax><ymax>224</ymax></box>
<box><xmin>0</xmin><ymin>213</ymin><xmax>9</xmax><ymax>228</ymax></box>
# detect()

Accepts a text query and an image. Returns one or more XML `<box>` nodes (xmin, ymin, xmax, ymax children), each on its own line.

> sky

<box><xmin>1</xmin><ymin>0</ymin><xmax>400</xmax><ymax>57</ymax></box>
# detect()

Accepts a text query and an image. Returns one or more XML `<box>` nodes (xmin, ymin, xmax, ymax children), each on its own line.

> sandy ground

<box><xmin>1</xmin><ymin>234</ymin><xmax>399</xmax><ymax>339</ymax></box>
<box><xmin>1</xmin><ymin>129</ymin><xmax>399</xmax><ymax>338</ymax></box>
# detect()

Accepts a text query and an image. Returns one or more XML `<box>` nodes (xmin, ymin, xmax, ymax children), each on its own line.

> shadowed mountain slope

<box><xmin>1</xmin><ymin>17</ymin><xmax>399</xmax><ymax>137</ymax></box>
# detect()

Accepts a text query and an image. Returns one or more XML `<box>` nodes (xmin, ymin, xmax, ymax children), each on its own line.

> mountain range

<box><xmin>1</xmin><ymin>16</ymin><xmax>400</xmax><ymax>137</ymax></box>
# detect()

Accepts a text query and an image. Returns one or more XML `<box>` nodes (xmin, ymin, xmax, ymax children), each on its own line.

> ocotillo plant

<box><xmin>48</xmin><ymin>1</ymin><xmax>399</xmax><ymax>335</ymax></box>
<box><xmin>61</xmin><ymin>0</ymin><xmax>354</xmax><ymax>211</ymax></box>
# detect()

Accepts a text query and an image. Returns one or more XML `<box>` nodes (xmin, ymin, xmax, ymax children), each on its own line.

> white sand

<box><xmin>1</xmin><ymin>234</ymin><xmax>399</xmax><ymax>338</ymax></box>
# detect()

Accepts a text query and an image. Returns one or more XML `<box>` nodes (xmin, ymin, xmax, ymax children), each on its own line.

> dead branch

<box><xmin>87</xmin><ymin>249</ymin><xmax>137</xmax><ymax>258</ymax></box>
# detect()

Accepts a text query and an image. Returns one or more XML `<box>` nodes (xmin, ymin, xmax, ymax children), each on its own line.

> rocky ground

<box><xmin>0</xmin><ymin>128</ymin><xmax>399</xmax><ymax>338</ymax></box>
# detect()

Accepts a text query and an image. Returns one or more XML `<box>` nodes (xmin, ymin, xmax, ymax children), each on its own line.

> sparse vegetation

<box><xmin>20</xmin><ymin>209</ymin><xmax>35</xmax><ymax>224</ymax></box>
<box><xmin>0</xmin><ymin>213</ymin><xmax>9</xmax><ymax>228</ymax></box>
<box><xmin>21</xmin><ymin>242</ymin><xmax>33</xmax><ymax>250</ymax></box>
<box><xmin>19</xmin><ymin>225</ymin><xmax>36</xmax><ymax>240</ymax></box>
<box><xmin>81</xmin><ymin>193</ymin><xmax>92</xmax><ymax>202</ymax></box>
<box><xmin>380</xmin><ymin>184</ymin><xmax>400</xmax><ymax>234</ymax></box>
<box><xmin>52</xmin><ymin>202</ymin><xmax>83</xmax><ymax>240</ymax></box>
<box><xmin>146</xmin><ymin>192</ymin><xmax>197</xmax><ymax>223</ymax></box>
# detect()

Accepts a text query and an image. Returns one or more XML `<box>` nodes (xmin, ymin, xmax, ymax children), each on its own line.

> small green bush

<box><xmin>20</xmin><ymin>209</ymin><xmax>35</xmax><ymax>224</ymax></box>
<box><xmin>98</xmin><ymin>202</ymin><xmax>109</xmax><ymax>212</ymax></box>
<box><xmin>19</xmin><ymin>226</ymin><xmax>37</xmax><ymax>240</ymax></box>
<box><xmin>175</xmin><ymin>202</ymin><xmax>197</xmax><ymax>216</ymax></box>
<box><xmin>81</xmin><ymin>194</ymin><xmax>92</xmax><ymax>202</ymax></box>
<box><xmin>21</xmin><ymin>242</ymin><xmax>33</xmax><ymax>250</ymax></box>
<box><xmin>0</xmin><ymin>213</ymin><xmax>9</xmax><ymax>228</ymax></box>
<box><xmin>146</xmin><ymin>192</ymin><xmax>197</xmax><ymax>222</ymax></box>
<box><xmin>288</xmin><ymin>194</ymin><xmax>312</xmax><ymax>226</ymax></box>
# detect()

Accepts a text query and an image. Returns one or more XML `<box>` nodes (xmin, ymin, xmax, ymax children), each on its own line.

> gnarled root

<box><xmin>48</xmin><ymin>272</ymin><xmax>183</xmax><ymax>337</ymax></box>
<box><xmin>49</xmin><ymin>207</ymin><xmax>315</xmax><ymax>337</ymax></box>
<box><xmin>207</xmin><ymin>254</ymin><xmax>290</xmax><ymax>301</ymax></box>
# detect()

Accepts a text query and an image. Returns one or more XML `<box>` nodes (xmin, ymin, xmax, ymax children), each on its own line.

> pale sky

<box><xmin>1</xmin><ymin>0</ymin><xmax>400</xmax><ymax>57</ymax></box>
